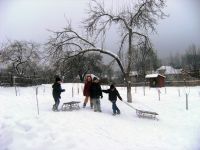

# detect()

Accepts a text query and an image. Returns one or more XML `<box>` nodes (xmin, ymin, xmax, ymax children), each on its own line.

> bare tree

<box><xmin>50</xmin><ymin>53</ymin><xmax>106</xmax><ymax>82</ymax></box>
<box><xmin>0</xmin><ymin>41</ymin><xmax>40</xmax><ymax>76</ymax></box>
<box><xmin>132</xmin><ymin>40</ymin><xmax>155</xmax><ymax>78</ymax></box>
<box><xmin>182</xmin><ymin>44</ymin><xmax>200</xmax><ymax>78</ymax></box>
<box><xmin>168</xmin><ymin>53</ymin><xmax>182</xmax><ymax>68</ymax></box>
<box><xmin>47</xmin><ymin>0</ymin><xmax>166</xmax><ymax>102</ymax></box>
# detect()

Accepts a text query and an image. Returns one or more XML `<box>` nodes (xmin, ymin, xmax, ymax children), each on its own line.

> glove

<box><xmin>101</xmin><ymin>96</ymin><xmax>103</xmax><ymax>99</ymax></box>
<box><xmin>121</xmin><ymin>99</ymin><xmax>123</xmax><ymax>101</ymax></box>
<box><xmin>63</xmin><ymin>89</ymin><xmax>65</xmax><ymax>92</ymax></box>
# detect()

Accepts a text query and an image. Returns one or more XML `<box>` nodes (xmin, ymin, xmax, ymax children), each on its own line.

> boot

<box><xmin>83</xmin><ymin>103</ymin><xmax>86</xmax><ymax>108</ymax></box>
<box><xmin>90</xmin><ymin>104</ymin><xmax>93</xmax><ymax>109</ymax></box>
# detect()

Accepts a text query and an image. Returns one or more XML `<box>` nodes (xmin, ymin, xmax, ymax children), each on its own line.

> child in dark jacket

<box><xmin>52</xmin><ymin>77</ymin><xmax>65</xmax><ymax>111</ymax></box>
<box><xmin>102</xmin><ymin>84</ymin><xmax>123</xmax><ymax>115</ymax></box>
<box><xmin>90</xmin><ymin>77</ymin><xmax>103</xmax><ymax>112</ymax></box>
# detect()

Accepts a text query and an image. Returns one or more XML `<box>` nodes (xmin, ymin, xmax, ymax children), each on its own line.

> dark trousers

<box><xmin>53</xmin><ymin>97</ymin><xmax>60</xmax><ymax>110</ymax></box>
<box><xmin>112</xmin><ymin>102</ymin><xmax>120</xmax><ymax>114</ymax></box>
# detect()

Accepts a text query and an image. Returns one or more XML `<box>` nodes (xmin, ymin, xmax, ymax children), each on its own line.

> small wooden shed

<box><xmin>145</xmin><ymin>74</ymin><xmax>165</xmax><ymax>87</ymax></box>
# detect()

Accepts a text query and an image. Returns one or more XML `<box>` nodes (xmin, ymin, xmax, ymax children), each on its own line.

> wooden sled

<box><xmin>61</xmin><ymin>101</ymin><xmax>81</xmax><ymax>111</ymax></box>
<box><xmin>136</xmin><ymin>109</ymin><xmax>159</xmax><ymax>120</ymax></box>
<box><xmin>123</xmin><ymin>101</ymin><xmax>159</xmax><ymax>120</ymax></box>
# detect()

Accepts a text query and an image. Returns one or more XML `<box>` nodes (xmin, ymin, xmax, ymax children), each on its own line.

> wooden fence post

<box><xmin>36</xmin><ymin>87</ymin><xmax>39</xmax><ymax>115</ymax></box>
<box><xmin>186</xmin><ymin>93</ymin><xmax>188</xmax><ymax>110</ymax></box>
<box><xmin>13</xmin><ymin>76</ymin><xmax>18</xmax><ymax>96</ymax></box>
<box><xmin>178</xmin><ymin>89</ymin><xmax>180</xmax><ymax>97</ymax></box>
<box><xmin>158</xmin><ymin>89</ymin><xmax>161</xmax><ymax>101</ymax></box>
<box><xmin>72</xmin><ymin>87</ymin><xmax>74</xmax><ymax>97</ymax></box>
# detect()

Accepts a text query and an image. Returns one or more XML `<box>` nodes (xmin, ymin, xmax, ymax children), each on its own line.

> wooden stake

<box><xmin>186</xmin><ymin>93</ymin><xmax>188</xmax><ymax>110</ymax></box>
<box><xmin>36</xmin><ymin>87</ymin><xmax>39</xmax><ymax>115</ymax></box>
<box><xmin>158</xmin><ymin>89</ymin><xmax>161</xmax><ymax>101</ymax></box>
<box><xmin>72</xmin><ymin>87</ymin><xmax>74</xmax><ymax>97</ymax></box>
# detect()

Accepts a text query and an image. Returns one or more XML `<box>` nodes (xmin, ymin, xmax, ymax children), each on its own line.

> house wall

<box><xmin>157</xmin><ymin>76</ymin><xmax>165</xmax><ymax>87</ymax></box>
<box><xmin>147</xmin><ymin>76</ymin><xmax>165</xmax><ymax>87</ymax></box>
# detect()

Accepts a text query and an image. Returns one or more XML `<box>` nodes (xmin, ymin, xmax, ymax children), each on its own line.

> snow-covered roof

<box><xmin>157</xmin><ymin>66</ymin><xmax>182</xmax><ymax>75</ymax></box>
<box><xmin>145</xmin><ymin>74</ymin><xmax>166</xmax><ymax>78</ymax></box>
<box><xmin>129</xmin><ymin>71</ymin><xmax>138</xmax><ymax>76</ymax></box>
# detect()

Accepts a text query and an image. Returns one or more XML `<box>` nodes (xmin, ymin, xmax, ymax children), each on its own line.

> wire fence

<box><xmin>116</xmin><ymin>80</ymin><xmax>200</xmax><ymax>87</ymax></box>
<box><xmin>0</xmin><ymin>74</ymin><xmax>46</xmax><ymax>86</ymax></box>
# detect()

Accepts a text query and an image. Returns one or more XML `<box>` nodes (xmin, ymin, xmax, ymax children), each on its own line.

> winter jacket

<box><xmin>52</xmin><ymin>82</ymin><xmax>65</xmax><ymax>99</ymax></box>
<box><xmin>83</xmin><ymin>82</ymin><xmax>92</xmax><ymax>96</ymax></box>
<box><xmin>90</xmin><ymin>82</ymin><xmax>103</xmax><ymax>99</ymax></box>
<box><xmin>102</xmin><ymin>88</ymin><xmax>122</xmax><ymax>102</ymax></box>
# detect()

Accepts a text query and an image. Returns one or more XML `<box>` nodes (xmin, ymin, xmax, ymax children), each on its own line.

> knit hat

<box><xmin>55</xmin><ymin>77</ymin><xmax>62</xmax><ymax>82</ymax></box>
<box><xmin>110</xmin><ymin>84</ymin><xmax>115</xmax><ymax>89</ymax></box>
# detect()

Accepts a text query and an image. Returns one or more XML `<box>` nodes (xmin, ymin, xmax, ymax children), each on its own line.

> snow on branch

<box><xmin>63</xmin><ymin>48</ymin><xmax>126</xmax><ymax>77</ymax></box>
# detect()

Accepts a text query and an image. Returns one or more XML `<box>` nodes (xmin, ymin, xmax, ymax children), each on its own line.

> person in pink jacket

<box><xmin>83</xmin><ymin>75</ymin><xmax>93</xmax><ymax>108</ymax></box>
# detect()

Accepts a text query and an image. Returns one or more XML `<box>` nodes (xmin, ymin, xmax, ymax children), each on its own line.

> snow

<box><xmin>0</xmin><ymin>84</ymin><xmax>200</xmax><ymax>150</ymax></box>
<box><xmin>157</xmin><ymin>66</ymin><xmax>182</xmax><ymax>75</ymax></box>
<box><xmin>145</xmin><ymin>73</ymin><xmax>165</xmax><ymax>78</ymax></box>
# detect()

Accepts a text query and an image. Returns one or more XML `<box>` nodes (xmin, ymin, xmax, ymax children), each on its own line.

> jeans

<box><xmin>92</xmin><ymin>98</ymin><xmax>101</xmax><ymax>112</ymax></box>
<box><xmin>53</xmin><ymin>97</ymin><xmax>60</xmax><ymax>110</ymax></box>
<box><xmin>112</xmin><ymin>102</ymin><xmax>120</xmax><ymax>114</ymax></box>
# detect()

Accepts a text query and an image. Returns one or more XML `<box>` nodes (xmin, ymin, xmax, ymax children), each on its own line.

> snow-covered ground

<box><xmin>0</xmin><ymin>84</ymin><xmax>200</xmax><ymax>150</ymax></box>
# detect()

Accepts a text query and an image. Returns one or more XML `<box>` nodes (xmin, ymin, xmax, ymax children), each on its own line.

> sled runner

<box><xmin>136</xmin><ymin>109</ymin><xmax>158</xmax><ymax>120</ymax></box>
<box><xmin>61</xmin><ymin>101</ymin><xmax>81</xmax><ymax>111</ymax></box>
<box><xmin>123</xmin><ymin>101</ymin><xmax>159</xmax><ymax>120</ymax></box>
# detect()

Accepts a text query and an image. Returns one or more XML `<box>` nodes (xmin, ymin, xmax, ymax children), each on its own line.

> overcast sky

<box><xmin>0</xmin><ymin>0</ymin><xmax>200</xmax><ymax>58</ymax></box>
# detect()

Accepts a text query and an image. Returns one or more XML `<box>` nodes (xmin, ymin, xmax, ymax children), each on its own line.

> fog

<box><xmin>0</xmin><ymin>0</ymin><xmax>200</xmax><ymax>58</ymax></box>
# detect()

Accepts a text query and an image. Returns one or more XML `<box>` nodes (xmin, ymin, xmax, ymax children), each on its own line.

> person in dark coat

<box><xmin>52</xmin><ymin>77</ymin><xmax>65</xmax><ymax>111</ymax></box>
<box><xmin>83</xmin><ymin>75</ymin><xmax>93</xmax><ymax>108</ymax></box>
<box><xmin>102</xmin><ymin>84</ymin><xmax>123</xmax><ymax>115</ymax></box>
<box><xmin>90</xmin><ymin>77</ymin><xmax>103</xmax><ymax>112</ymax></box>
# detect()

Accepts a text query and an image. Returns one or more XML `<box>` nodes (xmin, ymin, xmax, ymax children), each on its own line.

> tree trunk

<box><xmin>127</xmin><ymin>81</ymin><xmax>132</xmax><ymax>103</ymax></box>
<box><xmin>126</xmin><ymin>30</ymin><xmax>133</xmax><ymax>103</ymax></box>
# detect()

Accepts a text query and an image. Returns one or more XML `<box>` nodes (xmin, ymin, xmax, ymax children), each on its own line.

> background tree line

<box><xmin>0</xmin><ymin>40</ymin><xmax>113</xmax><ymax>83</ymax></box>
<box><xmin>162</xmin><ymin>44</ymin><xmax>200</xmax><ymax>78</ymax></box>
<box><xmin>1</xmin><ymin>40</ymin><xmax>199</xmax><ymax>84</ymax></box>
<box><xmin>0</xmin><ymin>39</ymin><xmax>160</xmax><ymax>83</ymax></box>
